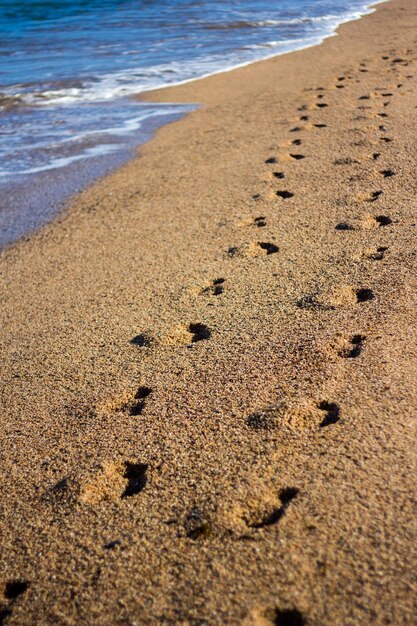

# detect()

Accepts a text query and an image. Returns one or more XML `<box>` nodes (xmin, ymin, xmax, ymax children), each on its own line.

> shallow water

<box><xmin>0</xmin><ymin>0</ymin><xmax>383</xmax><ymax>247</ymax></box>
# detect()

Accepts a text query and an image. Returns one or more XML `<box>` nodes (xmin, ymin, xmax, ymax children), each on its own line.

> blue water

<box><xmin>0</xmin><ymin>0</ymin><xmax>382</xmax><ymax>246</ymax></box>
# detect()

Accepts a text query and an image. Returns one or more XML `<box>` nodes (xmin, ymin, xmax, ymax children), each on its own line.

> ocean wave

<box><xmin>202</xmin><ymin>14</ymin><xmax>361</xmax><ymax>29</ymax></box>
<box><xmin>1</xmin><ymin>6</ymin><xmax>373</xmax><ymax>109</ymax></box>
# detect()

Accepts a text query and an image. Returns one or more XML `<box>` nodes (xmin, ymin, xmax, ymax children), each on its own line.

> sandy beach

<box><xmin>1</xmin><ymin>0</ymin><xmax>416</xmax><ymax>623</ymax></box>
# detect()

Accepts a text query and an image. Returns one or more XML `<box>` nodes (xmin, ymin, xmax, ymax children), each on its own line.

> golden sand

<box><xmin>0</xmin><ymin>0</ymin><xmax>416</xmax><ymax>623</ymax></box>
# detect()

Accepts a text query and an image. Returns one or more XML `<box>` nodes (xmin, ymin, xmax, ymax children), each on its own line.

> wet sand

<box><xmin>0</xmin><ymin>0</ymin><xmax>416</xmax><ymax>624</ymax></box>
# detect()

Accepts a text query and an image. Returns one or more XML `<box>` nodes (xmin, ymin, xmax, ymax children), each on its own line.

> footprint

<box><xmin>314</xmin><ymin>123</ymin><xmax>327</xmax><ymax>128</ymax></box>
<box><xmin>333</xmin><ymin>157</ymin><xmax>359</xmax><ymax>165</ymax></box>
<box><xmin>276</xmin><ymin>190</ymin><xmax>294</xmax><ymax>199</ymax></box>
<box><xmin>297</xmin><ymin>286</ymin><xmax>373</xmax><ymax>309</ymax></box>
<box><xmin>165</xmin><ymin>322</ymin><xmax>212</xmax><ymax>345</ymax></box>
<box><xmin>283</xmin><ymin>400</ymin><xmax>340</xmax><ymax>430</ymax></box>
<box><xmin>229</xmin><ymin>242</ymin><xmax>278</xmax><ymax>258</ymax></box>
<box><xmin>365</xmin><ymin>246</ymin><xmax>388</xmax><ymax>261</ymax></box>
<box><xmin>185</xmin><ymin>508</ymin><xmax>212</xmax><ymax>540</ymax></box>
<box><xmin>250</xmin><ymin>242</ymin><xmax>279</xmax><ymax>256</ymax></box>
<box><xmin>290</xmin><ymin>126</ymin><xmax>302</xmax><ymax>132</ymax></box>
<box><xmin>80</xmin><ymin>460</ymin><xmax>148</xmax><ymax>504</ymax></box>
<box><xmin>273</xmin><ymin>172</ymin><xmax>285</xmax><ymax>179</ymax></box>
<box><xmin>359</xmin><ymin>214</ymin><xmax>392</xmax><ymax>229</ymax></box>
<box><xmin>380</xmin><ymin>169</ymin><xmax>395</xmax><ymax>177</ymax></box>
<box><xmin>130</xmin><ymin>332</ymin><xmax>153</xmax><ymax>347</ymax></box>
<box><xmin>96</xmin><ymin>386</ymin><xmax>152</xmax><ymax>417</ymax></box>
<box><xmin>338</xmin><ymin>334</ymin><xmax>366</xmax><ymax>358</ymax></box>
<box><xmin>360</xmin><ymin>190</ymin><xmax>382</xmax><ymax>202</ymax></box>
<box><xmin>246</xmin><ymin>409</ymin><xmax>276</xmax><ymax>431</ymax></box>
<box><xmin>292</xmin><ymin>139</ymin><xmax>302</xmax><ymax>146</ymax></box>
<box><xmin>265</xmin><ymin>157</ymin><xmax>278</xmax><ymax>164</ymax></box>
<box><xmin>316</xmin><ymin>103</ymin><xmax>328</xmax><ymax>108</ymax></box>
<box><xmin>289</xmin><ymin>153</ymin><xmax>305</xmax><ymax>160</ymax></box>
<box><xmin>240</xmin><ymin>216</ymin><xmax>267</xmax><ymax>228</ymax></box>
<box><xmin>201</xmin><ymin>278</ymin><xmax>225</xmax><ymax>296</ymax></box>
<box><xmin>246</xmin><ymin>487</ymin><xmax>299</xmax><ymax>529</ymax></box>
<box><xmin>335</xmin><ymin>222</ymin><xmax>354</xmax><ymax>231</ymax></box>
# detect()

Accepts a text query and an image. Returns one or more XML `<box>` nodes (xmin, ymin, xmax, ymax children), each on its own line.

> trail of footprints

<box><xmin>21</xmin><ymin>48</ymin><xmax>412</xmax><ymax>626</ymax></box>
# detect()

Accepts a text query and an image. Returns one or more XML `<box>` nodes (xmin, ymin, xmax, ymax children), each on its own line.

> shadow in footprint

<box><xmin>277</xmin><ymin>190</ymin><xmax>294</xmax><ymax>199</ymax></box>
<box><xmin>318</xmin><ymin>401</ymin><xmax>340</xmax><ymax>428</ymax></box>
<box><xmin>375</xmin><ymin>215</ymin><xmax>392</xmax><ymax>226</ymax></box>
<box><xmin>335</xmin><ymin>222</ymin><xmax>354</xmax><ymax>231</ymax></box>
<box><xmin>368</xmin><ymin>191</ymin><xmax>383</xmax><ymax>202</ymax></box>
<box><xmin>273</xmin><ymin>172</ymin><xmax>285</xmax><ymax>179</ymax></box>
<box><xmin>129</xmin><ymin>386</ymin><xmax>152</xmax><ymax>416</ymax></box>
<box><xmin>121</xmin><ymin>463</ymin><xmax>148</xmax><ymax>498</ymax></box>
<box><xmin>0</xmin><ymin>580</ymin><xmax>30</xmax><ymax>625</ymax></box>
<box><xmin>185</xmin><ymin>508</ymin><xmax>212</xmax><ymax>540</ymax></box>
<box><xmin>188</xmin><ymin>323</ymin><xmax>211</xmax><ymax>342</ymax></box>
<box><xmin>264</xmin><ymin>607</ymin><xmax>306</xmax><ymax>626</ymax></box>
<box><xmin>367</xmin><ymin>246</ymin><xmax>388</xmax><ymax>261</ymax></box>
<box><xmin>290</xmin><ymin>154</ymin><xmax>305</xmax><ymax>160</ymax></box>
<box><xmin>339</xmin><ymin>334</ymin><xmax>366</xmax><ymax>358</ymax></box>
<box><xmin>249</xmin><ymin>487</ymin><xmax>299</xmax><ymax>529</ymax></box>
<box><xmin>356</xmin><ymin>288</ymin><xmax>374</xmax><ymax>303</ymax></box>
<box><xmin>202</xmin><ymin>278</ymin><xmax>225</xmax><ymax>296</ymax></box>
<box><xmin>4</xmin><ymin>582</ymin><xmax>28</xmax><ymax>601</ymax></box>
<box><xmin>380</xmin><ymin>169</ymin><xmax>394</xmax><ymax>178</ymax></box>
<box><xmin>254</xmin><ymin>217</ymin><xmax>266</xmax><ymax>227</ymax></box>
<box><xmin>258</xmin><ymin>242</ymin><xmax>279</xmax><ymax>255</ymax></box>
<box><xmin>130</xmin><ymin>332</ymin><xmax>152</xmax><ymax>347</ymax></box>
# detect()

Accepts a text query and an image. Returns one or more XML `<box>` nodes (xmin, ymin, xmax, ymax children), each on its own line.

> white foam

<box><xmin>7</xmin><ymin>3</ymin><xmax>385</xmax><ymax>109</ymax></box>
<box><xmin>0</xmin><ymin>144</ymin><xmax>119</xmax><ymax>177</ymax></box>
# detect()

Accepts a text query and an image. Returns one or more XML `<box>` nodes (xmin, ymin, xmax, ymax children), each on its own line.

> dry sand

<box><xmin>0</xmin><ymin>0</ymin><xmax>416</xmax><ymax>624</ymax></box>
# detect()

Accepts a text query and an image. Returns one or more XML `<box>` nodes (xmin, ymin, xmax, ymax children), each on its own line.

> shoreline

<box><xmin>0</xmin><ymin>0</ymin><xmax>387</xmax><ymax>252</ymax></box>
<box><xmin>0</xmin><ymin>0</ymin><xmax>416</xmax><ymax>624</ymax></box>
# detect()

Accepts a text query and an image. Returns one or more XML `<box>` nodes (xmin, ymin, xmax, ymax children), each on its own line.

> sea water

<box><xmin>0</xmin><ymin>0</ymin><xmax>383</xmax><ymax>247</ymax></box>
